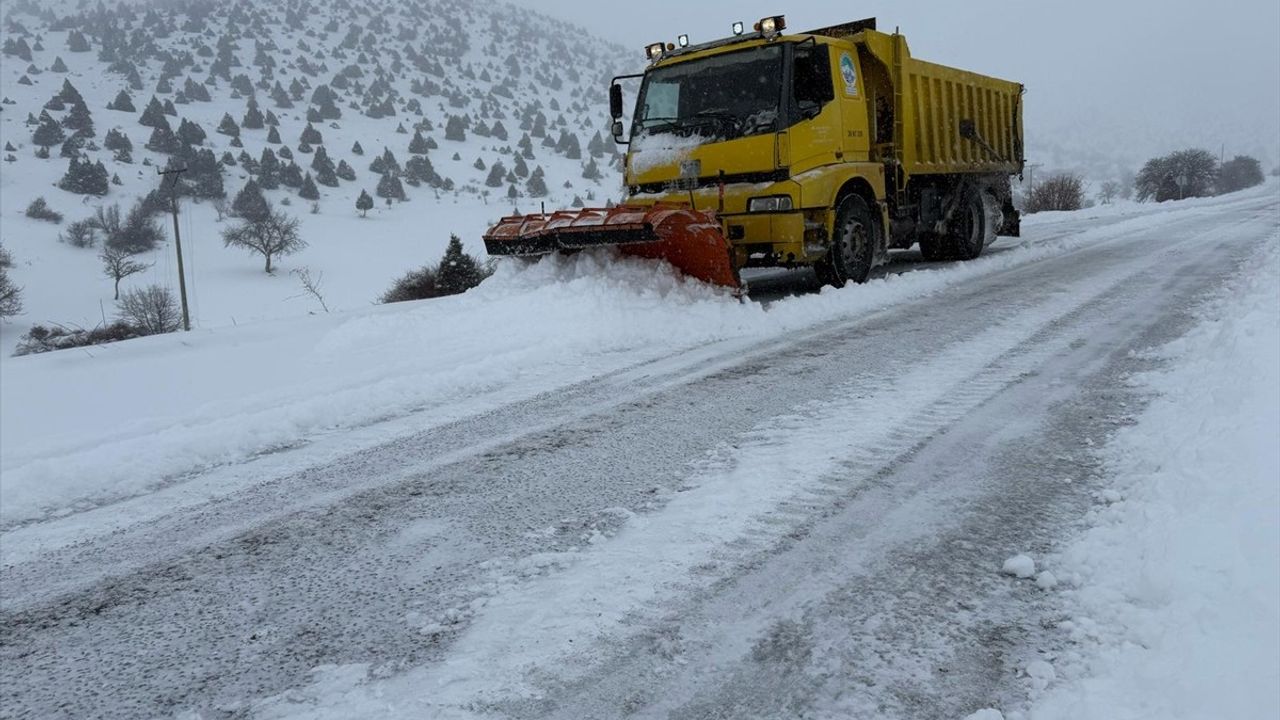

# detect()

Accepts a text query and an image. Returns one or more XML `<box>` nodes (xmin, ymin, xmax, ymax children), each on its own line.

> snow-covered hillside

<box><xmin>0</xmin><ymin>0</ymin><xmax>635</xmax><ymax>353</ymax></box>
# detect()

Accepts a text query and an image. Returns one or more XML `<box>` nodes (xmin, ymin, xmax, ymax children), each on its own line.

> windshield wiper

<box><xmin>638</xmin><ymin>116</ymin><xmax>680</xmax><ymax>133</ymax></box>
<box><xmin>690</xmin><ymin>109</ymin><xmax>742</xmax><ymax>134</ymax></box>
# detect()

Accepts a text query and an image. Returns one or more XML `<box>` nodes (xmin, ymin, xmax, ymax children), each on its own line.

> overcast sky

<box><xmin>506</xmin><ymin>0</ymin><xmax>1280</xmax><ymax>171</ymax></box>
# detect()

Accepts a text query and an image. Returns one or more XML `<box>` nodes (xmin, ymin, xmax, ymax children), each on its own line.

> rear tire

<box><xmin>947</xmin><ymin>184</ymin><xmax>987</xmax><ymax>261</ymax></box>
<box><xmin>816</xmin><ymin>195</ymin><xmax>876</xmax><ymax>288</ymax></box>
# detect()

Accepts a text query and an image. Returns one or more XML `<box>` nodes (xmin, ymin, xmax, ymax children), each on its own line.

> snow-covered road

<box><xmin>2</xmin><ymin>189</ymin><xmax>1276</xmax><ymax>719</ymax></box>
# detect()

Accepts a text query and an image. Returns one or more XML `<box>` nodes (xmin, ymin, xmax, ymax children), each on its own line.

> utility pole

<box><xmin>157</xmin><ymin>166</ymin><xmax>191</xmax><ymax>331</ymax></box>
<box><xmin>1026</xmin><ymin>162</ymin><xmax>1043</xmax><ymax>194</ymax></box>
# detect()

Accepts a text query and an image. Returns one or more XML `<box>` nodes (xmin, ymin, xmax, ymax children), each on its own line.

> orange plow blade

<box><xmin>482</xmin><ymin>204</ymin><xmax>740</xmax><ymax>289</ymax></box>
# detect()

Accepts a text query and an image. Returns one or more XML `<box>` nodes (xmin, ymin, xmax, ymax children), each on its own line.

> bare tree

<box><xmin>1099</xmin><ymin>181</ymin><xmax>1120</xmax><ymax>205</ymax></box>
<box><xmin>60</xmin><ymin>218</ymin><xmax>98</xmax><ymax>248</ymax></box>
<box><xmin>100</xmin><ymin>245</ymin><xmax>152</xmax><ymax>299</ymax></box>
<box><xmin>212</xmin><ymin>197</ymin><xmax>229</xmax><ymax>222</ymax></box>
<box><xmin>222</xmin><ymin>209</ymin><xmax>306</xmax><ymax>273</ymax></box>
<box><xmin>88</xmin><ymin>204</ymin><xmax>123</xmax><ymax>241</ymax></box>
<box><xmin>117</xmin><ymin>284</ymin><xmax>180</xmax><ymax>335</ymax></box>
<box><xmin>291</xmin><ymin>266</ymin><xmax>330</xmax><ymax>312</ymax></box>
<box><xmin>0</xmin><ymin>245</ymin><xmax>22</xmax><ymax>319</ymax></box>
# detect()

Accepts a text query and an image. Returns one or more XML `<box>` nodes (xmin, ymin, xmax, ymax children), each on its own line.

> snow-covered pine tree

<box><xmin>231</xmin><ymin>179</ymin><xmax>270</xmax><ymax>222</ymax></box>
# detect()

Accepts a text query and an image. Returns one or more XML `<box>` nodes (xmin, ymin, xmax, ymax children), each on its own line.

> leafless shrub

<box><xmin>117</xmin><ymin>284</ymin><xmax>180</xmax><ymax>335</ymax></box>
<box><xmin>291</xmin><ymin>266</ymin><xmax>329</xmax><ymax>313</ymax></box>
<box><xmin>1025</xmin><ymin>173</ymin><xmax>1084</xmax><ymax>213</ymax></box>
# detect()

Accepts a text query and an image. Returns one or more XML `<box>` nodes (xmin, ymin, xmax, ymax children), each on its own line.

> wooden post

<box><xmin>157</xmin><ymin>167</ymin><xmax>191</xmax><ymax>331</ymax></box>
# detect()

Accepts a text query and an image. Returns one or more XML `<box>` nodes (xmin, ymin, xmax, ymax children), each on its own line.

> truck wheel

<box><xmin>947</xmin><ymin>184</ymin><xmax>987</xmax><ymax>261</ymax></box>
<box><xmin>816</xmin><ymin>195</ymin><xmax>876</xmax><ymax>287</ymax></box>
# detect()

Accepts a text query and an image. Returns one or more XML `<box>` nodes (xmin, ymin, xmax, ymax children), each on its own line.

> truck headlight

<box><xmin>748</xmin><ymin>195</ymin><xmax>793</xmax><ymax>212</ymax></box>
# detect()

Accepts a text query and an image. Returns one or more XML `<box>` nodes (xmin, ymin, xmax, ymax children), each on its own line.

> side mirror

<box><xmin>609</xmin><ymin>84</ymin><xmax>624</xmax><ymax>120</ymax></box>
<box><xmin>611</xmin><ymin>120</ymin><xmax>626</xmax><ymax>143</ymax></box>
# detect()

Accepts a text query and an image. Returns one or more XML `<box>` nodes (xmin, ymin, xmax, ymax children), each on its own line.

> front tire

<box><xmin>816</xmin><ymin>195</ymin><xmax>876</xmax><ymax>288</ymax></box>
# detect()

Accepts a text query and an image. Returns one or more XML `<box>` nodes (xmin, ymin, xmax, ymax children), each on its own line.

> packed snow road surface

<box><xmin>1</xmin><ymin>188</ymin><xmax>1276</xmax><ymax>719</ymax></box>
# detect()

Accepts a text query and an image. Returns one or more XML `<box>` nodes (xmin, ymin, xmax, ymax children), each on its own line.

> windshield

<box><xmin>634</xmin><ymin>45</ymin><xmax>783</xmax><ymax>142</ymax></box>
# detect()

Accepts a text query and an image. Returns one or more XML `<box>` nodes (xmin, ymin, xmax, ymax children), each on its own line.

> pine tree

<box><xmin>67</xmin><ymin>30</ymin><xmax>90</xmax><ymax>52</ymax></box>
<box><xmin>104</xmin><ymin>128</ymin><xmax>132</xmax><ymax>152</ymax></box>
<box><xmin>60</xmin><ymin>133</ymin><xmax>86</xmax><ymax>158</ymax></box>
<box><xmin>58</xmin><ymin>157</ymin><xmax>110</xmax><ymax>195</ymax></box>
<box><xmin>217</xmin><ymin>112</ymin><xmax>240</xmax><ymax>136</ymax></box>
<box><xmin>526</xmin><ymin>170</ymin><xmax>548</xmax><ymax>197</ymax></box>
<box><xmin>409</xmin><ymin>129</ymin><xmax>430</xmax><ymax>154</ymax></box>
<box><xmin>50</xmin><ymin>56</ymin><xmax>69</xmax><ymax>73</ymax></box>
<box><xmin>300</xmin><ymin>122</ymin><xmax>323</xmax><ymax>145</ymax></box>
<box><xmin>109</xmin><ymin>89</ymin><xmax>136</xmax><ymax>112</ymax></box>
<box><xmin>351</xmin><ymin>141</ymin><xmax>364</xmax><ymax>156</ymax></box>
<box><xmin>145</xmin><ymin>123</ymin><xmax>181</xmax><ymax>152</ymax></box>
<box><xmin>61</xmin><ymin>102</ymin><xmax>95</xmax><ymax>137</ymax></box>
<box><xmin>32</xmin><ymin>114</ymin><xmax>65</xmax><ymax>148</ymax></box>
<box><xmin>582</xmin><ymin>157</ymin><xmax>602</xmax><ymax>181</ymax></box>
<box><xmin>444</xmin><ymin>115</ymin><xmax>466</xmax><ymax>141</ymax></box>
<box><xmin>189</xmin><ymin>149</ymin><xmax>225</xmax><ymax>199</ymax></box>
<box><xmin>242</xmin><ymin>96</ymin><xmax>265</xmax><ymax>129</ymax></box>
<box><xmin>299</xmin><ymin>172</ymin><xmax>320</xmax><ymax>200</ymax></box>
<box><xmin>356</xmin><ymin>189</ymin><xmax>373</xmax><ymax>217</ymax></box>
<box><xmin>336</xmin><ymin>159</ymin><xmax>357</xmax><ymax>181</ymax></box>
<box><xmin>58</xmin><ymin>79</ymin><xmax>84</xmax><ymax>106</ymax></box>
<box><xmin>266</xmin><ymin>125</ymin><xmax>282</xmax><ymax>144</ymax></box>
<box><xmin>139</xmin><ymin>96</ymin><xmax>167</xmax><ymax>127</ymax></box>
<box><xmin>376</xmin><ymin>172</ymin><xmax>406</xmax><ymax>201</ymax></box>
<box><xmin>435</xmin><ymin>235</ymin><xmax>484</xmax><ymax>296</ymax></box>
<box><xmin>316</xmin><ymin>161</ymin><xmax>339</xmax><ymax>187</ymax></box>
<box><xmin>232</xmin><ymin>179</ymin><xmax>270</xmax><ymax>222</ymax></box>
<box><xmin>177</xmin><ymin>118</ymin><xmax>207</xmax><ymax>146</ymax></box>
<box><xmin>280</xmin><ymin>161</ymin><xmax>303</xmax><ymax>188</ymax></box>
<box><xmin>485</xmin><ymin>162</ymin><xmax>506</xmax><ymax>187</ymax></box>
<box><xmin>258</xmin><ymin>148</ymin><xmax>281</xmax><ymax>189</ymax></box>
<box><xmin>588</xmin><ymin>131</ymin><xmax>606</xmax><ymax>158</ymax></box>
<box><xmin>183</xmin><ymin>77</ymin><xmax>211</xmax><ymax>102</ymax></box>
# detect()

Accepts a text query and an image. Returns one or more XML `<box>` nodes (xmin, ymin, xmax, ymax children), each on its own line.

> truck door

<box><xmin>781</xmin><ymin>41</ymin><xmax>840</xmax><ymax>174</ymax></box>
<box><xmin>832</xmin><ymin>48</ymin><xmax>871</xmax><ymax>161</ymax></box>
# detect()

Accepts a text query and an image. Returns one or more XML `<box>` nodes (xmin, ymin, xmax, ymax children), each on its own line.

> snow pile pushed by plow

<box><xmin>1028</xmin><ymin>237</ymin><xmax>1280</xmax><ymax>719</ymax></box>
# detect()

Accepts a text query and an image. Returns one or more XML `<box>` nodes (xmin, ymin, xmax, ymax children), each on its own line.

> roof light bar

<box><xmin>677</xmin><ymin>34</ymin><xmax>689</xmax><ymax>48</ymax></box>
<box><xmin>754</xmin><ymin>15</ymin><xmax>786</xmax><ymax>38</ymax></box>
<box><xmin>732</xmin><ymin>21</ymin><xmax>744</xmax><ymax>36</ymax></box>
<box><xmin>645</xmin><ymin>42</ymin><xmax>664</xmax><ymax>60</ymax></box>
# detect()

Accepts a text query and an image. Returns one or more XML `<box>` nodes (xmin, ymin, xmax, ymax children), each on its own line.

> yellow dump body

<box><xmin>901</xmin><ymin>59</ymin><xmax>1023</xmax><ymax>175</ymax></box>
<box><xmin>854</xmin><ymin>30</ymin><xmax>1024</xmax><ymax>181</ymax></box>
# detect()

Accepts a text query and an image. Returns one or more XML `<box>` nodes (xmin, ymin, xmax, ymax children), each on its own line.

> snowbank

<box><xmin>1028</xmin><ymin>234</ymin><xmax>1280</xmax><ymax>718</ymax></box>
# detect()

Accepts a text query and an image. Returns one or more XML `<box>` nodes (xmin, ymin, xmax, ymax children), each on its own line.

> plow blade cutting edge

<box><xmin>482</xmin><ymin>205</ymin><xmax>740</xmax><ymax>289</ymax></box>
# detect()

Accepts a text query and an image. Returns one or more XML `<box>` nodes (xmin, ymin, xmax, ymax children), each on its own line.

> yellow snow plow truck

<box><xmin>484</xmin><ymin>16</ymin><xmax>1025</xmax><ymax>289</ymax></box>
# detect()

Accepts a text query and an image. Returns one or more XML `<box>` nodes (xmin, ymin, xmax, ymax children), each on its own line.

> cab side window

<box><xmin>793</xmin><ymin>43</ymin><xmax>834</xmax><ymax>123</ymax></box>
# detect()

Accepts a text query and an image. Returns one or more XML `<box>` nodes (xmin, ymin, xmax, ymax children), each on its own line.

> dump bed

<box><xmin>900</xmin><ymin>55</ymin><xmax>1023</xmax><ymax>176</ymax></box>
<box><xmin>854</xmin><ymin>30</ymin><xmax>1024</xmax><ymax>179</ymax></box>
